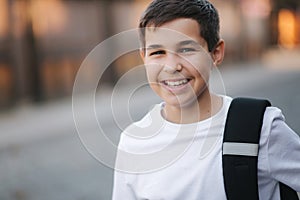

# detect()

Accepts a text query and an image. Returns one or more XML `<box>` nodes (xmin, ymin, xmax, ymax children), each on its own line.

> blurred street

<box><xmin>0</xmin><ymin>64</ymin><xmax>300</xmax><ymax>200</ymax></box>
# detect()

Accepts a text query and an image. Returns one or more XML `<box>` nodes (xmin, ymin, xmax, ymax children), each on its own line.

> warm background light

<box><xmin>278</xmin><ymin>9</ymin><xmax>298</xmax><ymax>49</ymax></box>
<box><xmin>29</xmin><ymin>0</ymin><xmax>67</xmax><ymax>37</ymax></box>
<box><xmin>0</xmin><ymin>0</ymin><xmax>9</xmax><ymax>37</ymax></box>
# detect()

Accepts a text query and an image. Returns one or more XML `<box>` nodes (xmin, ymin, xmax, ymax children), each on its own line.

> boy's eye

<box><xmin>149</xmin><ymin>50</ymin><xmax>165</xmax><ymax>56</ymax></box>
<box><xmin>179</xmin><ymin>48</ymin><xmax>195</xmax><ymax>53</ymax></box>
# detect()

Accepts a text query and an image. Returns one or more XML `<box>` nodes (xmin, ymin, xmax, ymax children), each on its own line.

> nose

<box><xmin>163</xmin><ymin>53</ymin><xmax>183</xmax><ymax>73</ymax></box>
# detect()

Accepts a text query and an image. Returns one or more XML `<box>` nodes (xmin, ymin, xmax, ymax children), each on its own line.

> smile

<box><xmin>162</xmin><ymin>78</ymin><xmax>190</xmax><ymax>87</ymax></box>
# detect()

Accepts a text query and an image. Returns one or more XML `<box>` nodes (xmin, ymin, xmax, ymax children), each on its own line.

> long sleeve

<box><xmin>267</xmin><ymin>115</ymin><xmax>300</xmax><ymax>191</ymax></box>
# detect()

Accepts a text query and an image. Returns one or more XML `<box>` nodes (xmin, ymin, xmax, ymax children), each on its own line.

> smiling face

<box><xmin>141</xmin><ymin>18</ymin><xmax>219</xmax><ymax>109</ymax></box>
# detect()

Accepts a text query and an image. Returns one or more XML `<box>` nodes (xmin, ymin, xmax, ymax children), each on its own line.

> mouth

<box><xmin>161</xmin><ymin>78</ymin><xmax>191</xmax><ymax>87</ymax></box>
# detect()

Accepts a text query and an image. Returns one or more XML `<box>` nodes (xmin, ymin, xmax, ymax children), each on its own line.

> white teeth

<box><xmin>165</xmin><ymin>79</ymin><xmax>188</xmax><ymax>86</ymax></box>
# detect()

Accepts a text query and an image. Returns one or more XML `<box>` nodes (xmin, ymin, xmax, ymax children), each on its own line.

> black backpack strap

<box><xmin>222</xmin><ymin>98</ymin><xmax>270</xmax><ymax>200</ymax></box>
<box><xmin>222</xmin><ymin>97</ymin><xmax>299</xmax><ymax>200</ymax></box>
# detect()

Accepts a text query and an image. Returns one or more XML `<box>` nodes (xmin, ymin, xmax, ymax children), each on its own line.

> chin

<box><xmin>163</xmin><ymin>95</ymin><xmax>199</xmax><ymax>108</ymax></box>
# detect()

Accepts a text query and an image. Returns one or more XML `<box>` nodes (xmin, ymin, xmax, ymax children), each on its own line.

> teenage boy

<box><xmin>112</xmin><ymin>0</ymin><xmax>300</xmax><ymax>199</ymax></box>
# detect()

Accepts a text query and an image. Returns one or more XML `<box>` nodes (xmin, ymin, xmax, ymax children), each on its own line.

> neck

<box><xmin>162</xmin><ymin>91</ymin><xmax>222</xmax><ymax>124</ymax></box>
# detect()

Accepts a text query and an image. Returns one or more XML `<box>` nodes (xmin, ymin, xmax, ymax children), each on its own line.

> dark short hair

<box><xmin>139</xmin><ymin>0</ymin><xmax>220</xmax><ymax>52</ymax></box>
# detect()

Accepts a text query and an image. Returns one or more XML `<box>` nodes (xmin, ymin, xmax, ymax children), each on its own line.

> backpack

<box><xmin>222</xmin><ymin>98</ymin><xmax>299</xmax><ymax>200</ymax></box>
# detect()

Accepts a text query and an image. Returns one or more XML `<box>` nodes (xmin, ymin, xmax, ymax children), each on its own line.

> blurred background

<box><xmin>0</xmin><ymin>0</ymin><xmax>299</xmax><ymax>106</ymax></box>
<box><xmin>0</xmin><ymin>0</ymin><xmax>299</xmax><ymax>199</ymax></box>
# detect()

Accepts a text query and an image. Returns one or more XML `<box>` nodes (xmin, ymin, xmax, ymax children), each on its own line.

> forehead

<box><xmin>145</xmin><ymin>18</ymin><xmax>206</xmax><ymax>47</ymax></box>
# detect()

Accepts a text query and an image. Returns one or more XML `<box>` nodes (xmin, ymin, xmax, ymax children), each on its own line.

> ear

<box><xmin>140</xmin><ymin>48</ymin><xmax>145</xmax><ymax>62</ymax></box>
<box><xmin>211</xmin><ymin>39</ymin><xmax>225</xmax><ymax>66</ymax></box>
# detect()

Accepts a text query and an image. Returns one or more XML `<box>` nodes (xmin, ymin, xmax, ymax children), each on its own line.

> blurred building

<box><xmin>0</xmin><ymin>0</ymin><xmax>299</xmax><ymax>109</ymax></box>
<box><xmin>215</xmin><ymin>0</ymin><xmax>300</xmax><ymax>61</ymax></box>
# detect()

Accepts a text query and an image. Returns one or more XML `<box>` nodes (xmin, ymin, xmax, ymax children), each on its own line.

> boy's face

<box><xmin>141</xmin><ymin>18</ymin><xmax>222</xmax><ymax>108</ymax></box>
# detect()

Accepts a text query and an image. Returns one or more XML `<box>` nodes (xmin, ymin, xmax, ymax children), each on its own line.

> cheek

<box><xmin>186</xmin><ymin>55</ymin><xmax>213</xmax><ymax>78</ymax></box>
<box><xmin>146</xmin><ymin>69</ymin><xmax>160</xmax><ymax>94</ymax></box>
<box><xmin>146</xmin><ymin>71</ymin><xmax>155</xmax><ymax>84</ymax></box>
<box><xmin>145</xmin><ymin>63</ymin><xmax>161</xmax><ymax>83</ymax></box>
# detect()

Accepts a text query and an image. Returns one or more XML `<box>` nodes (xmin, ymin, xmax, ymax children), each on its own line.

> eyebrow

<box><xmin>146</xmin><ymin>40</ymin><xmax>201</xmax><ymax>50</ymax></box>
<box><xmin>146</xmin><ymin>44</ymin><xmax>163</xmax><ymax>50</ymax></box>
<box><xmin>177</xmin><ymin>40</ymin><xmax>200</xmax><ymax>47</ymax></box>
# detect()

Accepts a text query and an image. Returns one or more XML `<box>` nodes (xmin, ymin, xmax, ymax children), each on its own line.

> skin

<box><xmin>140</xmin><ymin>18</ymin><xmax>225</xmax><ymax>124</ymax></box>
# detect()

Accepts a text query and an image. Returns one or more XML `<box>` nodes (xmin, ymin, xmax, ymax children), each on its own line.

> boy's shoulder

<box><xmin>118</xmin><ymin>103</ymin><xmax>164</xmax><ymax>151</ymax></box>
<box><xmin>131</xmin><ymin>103</ymin><xmax>163</xmax><ymax>129</ymax></box>
<box><xmin>260</xmin><ymin>105</ymin><xmax>284</xmax><ymax>142</ymax></box>
<box><xmin>264</xmin><ymin>106</ymin><xmax>284</xmax><ymax>125</ymax></box>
